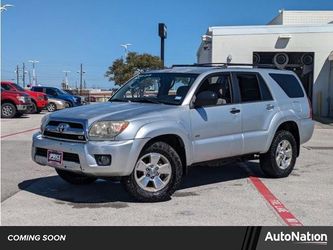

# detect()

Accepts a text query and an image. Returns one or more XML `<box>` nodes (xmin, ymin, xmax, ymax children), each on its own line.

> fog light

<box><xmin>95</xmin><ymin>155</ymin><xmax>111</xmax><ymax>166</ymax></box>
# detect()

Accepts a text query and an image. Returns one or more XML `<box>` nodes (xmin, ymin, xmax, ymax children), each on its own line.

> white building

<box><xmin>197</xmin><ymin>10</ymin><xmax>333</xmax><ymax>117</ymax></box>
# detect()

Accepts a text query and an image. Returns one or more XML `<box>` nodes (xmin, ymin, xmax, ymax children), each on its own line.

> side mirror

<box><xmin>194</xmin><ymin>90</ymin><xmax>218</xmax><ymax>107</ymax></box>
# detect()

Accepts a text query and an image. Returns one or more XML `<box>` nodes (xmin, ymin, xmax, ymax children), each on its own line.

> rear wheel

<box><xmin>1</xmin><ymin>103</ymin><xmax>17</xmax><ymax>118</ymax></box>
<box><xmin>260</xmin><ymin>130</ymin><xmax>297</xmax><ymax>178</ymax></box>
<box><xmin>122</xmin><ymin>141</ymin><xmax>183</xmax><ymax>202</ymax></box>
<box><xmin>56</xmin><ymin>169</ymin><xmax>97</xmax><ymax>185</ymax></box>
<box><xmin>47</xmin><ymin>102</ymin><xmax>57</xmax><ymax>112</ymax></box>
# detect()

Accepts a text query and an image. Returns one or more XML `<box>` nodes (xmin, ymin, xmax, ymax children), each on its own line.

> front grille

<box><xmin>35</xmin><ymin>147</ymin><xmax>80</xmax><ymax>163</ymax></box>
<box><xmin>43</xmin><ymin>120</ymin><xmax>86</xmax><ymax>142</ymax></box>
<box><xmin>43</xmin><ymin>131</ymin><xmax>86</xmax><ymax>141</ymax></box>
<box><xmin>47</xmin><ymin>120</ymin><xmax>83</xmax><ymax>129</ymax></box>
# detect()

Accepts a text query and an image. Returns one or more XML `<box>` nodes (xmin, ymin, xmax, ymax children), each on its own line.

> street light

<box><xmin>0</xmin><ymin>4</ymin><xmax>14</xmax><ymax>12</ymax></box>
<box><xmin>120</xmin><ymin>43</ymin><xmax>132</xmax><ymax>61</ymax></box>
<box><xmin>28</xmin><ymin>60</ymin><xmax>39</xmax><ymax>86</ymax></box>
<box><xmin>63</xmin><ymin>70</ymin><xmax>71</xmax><ymax>89</ymax></box>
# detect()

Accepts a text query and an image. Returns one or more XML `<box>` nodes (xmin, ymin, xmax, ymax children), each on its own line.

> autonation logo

<box><xmin>265</xmin><ymin>231</ymin><xmax>328</xmax><ymax>245</ymax></box>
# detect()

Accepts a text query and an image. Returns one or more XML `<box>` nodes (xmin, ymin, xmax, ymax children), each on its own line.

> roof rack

<box><xmin>171</xmin><ymin>63</ymin><xmax>300</xmax><ymax>69</ymax></box>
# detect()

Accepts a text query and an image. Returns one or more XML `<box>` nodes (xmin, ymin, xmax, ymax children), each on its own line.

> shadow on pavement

<box><xmin>18</xmin><ymin>161</ymin><xmax>264</xmax><ymax>204</ymax></box>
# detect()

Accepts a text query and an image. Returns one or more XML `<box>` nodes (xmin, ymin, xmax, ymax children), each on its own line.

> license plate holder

<box><xmin>47</xmin><ymin>150</ymin><xmax>63</xmax><ymax>167</ymax></box>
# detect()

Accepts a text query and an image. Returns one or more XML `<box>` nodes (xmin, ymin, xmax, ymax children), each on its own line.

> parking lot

<box><xmin>1</xmin><ymin>111</ymin><xmax>333</xmax><ymax>226</ymax></box>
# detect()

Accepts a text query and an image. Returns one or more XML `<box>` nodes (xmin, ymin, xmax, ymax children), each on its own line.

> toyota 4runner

<box><xmin>32</xmin><ymin>65</ymin><xmax>314</xmax><ymax>201</ymax></box>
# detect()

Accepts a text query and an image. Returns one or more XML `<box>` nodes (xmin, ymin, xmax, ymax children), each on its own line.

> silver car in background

<box><xmin>46</xmin><ymin>98</ymin><xmax>69</xmax><ymax>112</ymax></box>
<box><xmin>32</xmin><ymin>65</ymin><xmax>314</xmax><ymax>202</ymax></box>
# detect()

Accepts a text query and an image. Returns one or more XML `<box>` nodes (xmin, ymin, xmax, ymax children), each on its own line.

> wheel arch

<box><xmin>141</xmin><ymin>134</ymin><xmax>188</xmax><ymax>175</ymax></box>
<box><xmin>275</xmin><ymin>121</ymin><xmax>300</xmax><ymax>156</ymax></box>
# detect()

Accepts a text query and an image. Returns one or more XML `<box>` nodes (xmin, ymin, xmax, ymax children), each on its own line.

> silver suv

<box><xmin>32</xmin><ymin>65</ymin><xmax>314</xmax><ymax>201</ymax></box>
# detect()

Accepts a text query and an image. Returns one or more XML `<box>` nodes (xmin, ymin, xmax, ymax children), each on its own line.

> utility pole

<box><xmin>28</xmin><ymin>71</ymin><xmax>32</xmax><ymax>86</ymax></box>
<box><xmin>77</xmin><ymin>64</ymin><xmax>85</xmax><ymax>95</ymax></box>
<box><xmin>22</xmin><ymin>63</ymin><xmax>26</xmax><ymax>87</ymax></box>
<box><xmin>28</xmin><ymin>60</ymin><xmax>39</xmax><ymax>86</ymax></box>
<box><xmin>63</xmin><ymin>70</ymin><xmax>71</xmax><ymax>89</ymax></box>
<box><xmin>84</xmin><ymin>79</ymin><xmax>86</xmax><ymax>89</ymax></box>
<box><xmin>16</xmin><ymin>65</ymin><xmax>19</xmax><ymax>85</ymax></box>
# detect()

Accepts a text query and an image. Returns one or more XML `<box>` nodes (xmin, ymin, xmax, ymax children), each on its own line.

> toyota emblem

<box><xmin>57</xmin><ymin>123</ymin><xmax>69</xmax><ymax>133</ymax></box>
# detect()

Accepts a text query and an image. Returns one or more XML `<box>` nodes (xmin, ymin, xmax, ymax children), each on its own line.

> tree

<box><xmin>105</xmin><ymin>52</ymin><xmax>163</xmax><ymax>86</ymax></box>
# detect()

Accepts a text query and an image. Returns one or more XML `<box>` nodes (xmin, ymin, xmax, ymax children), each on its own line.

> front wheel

<box><xmin>260</xmin><ymin>130</ymin><xmax>297</xmax><ymax>178</ymax></box>
<box><xmin>56</xmin><ymin>169</ymin><xmax>97</xmax><ymax>185</ymax></box>
<box><xmin>122</xmin><ymin>142</ymin><xmax>183</xmax><ymax>202</ymax></box>
<box><xmin>1</xmin><ymin>103</ymin><xmax>17</xmax><ymax>118</ymax></box>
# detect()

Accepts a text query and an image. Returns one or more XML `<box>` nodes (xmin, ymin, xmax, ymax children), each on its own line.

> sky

<box><xmin>1</xmin><ymin>0</ymin><xmax>333</xmax><ymax>89</ymax></box>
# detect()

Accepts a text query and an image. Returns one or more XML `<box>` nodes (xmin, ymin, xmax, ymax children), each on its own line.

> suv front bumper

<box><xmin>17</xmin><ymin>104</ymin><xmax>29</xmax><ymax>112</ymax></box>
<box><xmin>31</xmin><ymin>132</ymin><xmax>148</xmax><ymax>177</ymax></box>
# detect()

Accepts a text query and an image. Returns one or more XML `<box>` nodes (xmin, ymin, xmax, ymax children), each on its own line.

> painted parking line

<box><xmin>241</xmin><ymin>163</ymin><xmax>303</xmax><ymax>226</ymax></box>
<box><xmin>248</xmin><ymin>175</ymin><xmax>303</xmax><ymax>226</ymax></box>
<box><xmin>0</xmin><ymin>127</ymin><xmax>39</xmax><ymax>139</ymax></box>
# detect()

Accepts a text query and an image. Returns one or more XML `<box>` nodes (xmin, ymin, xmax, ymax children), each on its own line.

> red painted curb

<box><xmin>249</xmin><ymin>176</ymin><xmax>303</xmax><ymax>226</ymax></box>
<box><xmin>1</xmin><ymin>127</ymin><xmax>39</xmax><ymax>139</ymax></box>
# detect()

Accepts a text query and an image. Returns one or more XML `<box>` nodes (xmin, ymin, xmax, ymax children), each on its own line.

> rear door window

<box><xmin>236</xmin><ymin>73</ymin><xmax>261</xmax><ymax>102</ymax></box>
<box><xmin>269</xmin><ymin>73</ymin><xmax>304</xmax><ymax>98</ymax></box>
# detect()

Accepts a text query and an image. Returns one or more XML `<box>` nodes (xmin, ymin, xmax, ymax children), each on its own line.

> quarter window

<box><xmin>269</xmin><ymin>73</ymin><xmax>304</xmax><ymax>98</ymax></box>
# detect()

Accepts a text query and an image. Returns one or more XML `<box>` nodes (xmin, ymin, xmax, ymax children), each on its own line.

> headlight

<box><xmin>89</xmin><ymin>121</ymin><xmax>129</xmax><ymax>140</ymax></box>
<box><xmin>40</xmin><ymin>114</ymin><xmax>50</xmax><ymax>133</ymax></box>
<box><xmin>16</xmin><ymin>95</ymin><xmax>26</xmax><ymax>103</ymax></box>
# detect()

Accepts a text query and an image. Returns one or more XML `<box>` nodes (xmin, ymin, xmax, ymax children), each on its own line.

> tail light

<box><xmin>307</xmin><ymin>98</ymin><xmax>313</xmax><ymax>119</ymax></box>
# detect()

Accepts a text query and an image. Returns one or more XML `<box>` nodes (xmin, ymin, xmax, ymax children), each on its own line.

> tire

<box><xmin>122</xmin><ymin>141</ymin><xmax>183</xmax><ymax>202</ymax></box>
<box><xmin>260</xmin><ymin>130</ymin><xmax>297</xmax><ymax>178</ymax></box>
<box><xmin>47</xmin><ymin>102</ymin><xmax>57</xmax><ymax>112</ymax></box>
<box><xmin>1</xmin><ymin>103</ymin><xmax>17</xmax><ymax>118</ymax></box>
<box><xmin>27</xmin><ymin>102</ymin><xmax>37</xmax><ymax>114</ymax></box>
<box><xmin>56</xmin><ymin>168</ymin><xmax>97</xmax><ymax>185</ymax></box>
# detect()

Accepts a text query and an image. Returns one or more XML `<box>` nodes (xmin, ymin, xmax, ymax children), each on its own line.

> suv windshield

<box><xmin>110</xmin><ymin>73</ymin><xmax>198</xmax><ymax>105</ymax></box>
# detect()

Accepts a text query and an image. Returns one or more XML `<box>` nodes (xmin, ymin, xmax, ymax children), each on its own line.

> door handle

<box><xmin>230</xmin><ymin>108</ymin><xmax>241</xmax><ymax>114</ymax></box>
<box><xmin>266</xmin><ymin>104</ymin><xmax>274</xmax><ymax>110</ymax></box>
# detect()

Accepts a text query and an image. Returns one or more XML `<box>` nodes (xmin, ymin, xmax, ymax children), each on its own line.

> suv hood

<box><xmin>49</xmin><ymin>102</ymin><xmax>177</xmax><ymax>124</ymax></box>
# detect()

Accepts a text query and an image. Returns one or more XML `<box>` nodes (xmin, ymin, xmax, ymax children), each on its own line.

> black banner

<box><xmin>0</xmin><ymin>226</ymin><xmax>331</xmax><ymax>250</ymax></box>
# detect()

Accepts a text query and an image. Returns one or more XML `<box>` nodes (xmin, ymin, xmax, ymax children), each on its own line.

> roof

<box><xmin>208</xmin><ymin>24</ymin><xmax>333</xmax><ymax>36</ymax></box>
<box><xmin>147</xmin><ymin>66</ymin><xmax>292</xmax><ymax>75</ymax></box>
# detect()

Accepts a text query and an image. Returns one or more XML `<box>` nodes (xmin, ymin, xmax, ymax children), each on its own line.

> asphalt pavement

<box><xmin>1</xmin><ymin>112</ymin><xmax>332</xmax><ymax>225</ymax></box>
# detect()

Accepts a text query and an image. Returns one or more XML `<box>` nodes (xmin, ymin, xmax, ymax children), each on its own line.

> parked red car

<box><xmin>1</xmin><ymin>87</ymin><xmax>32</xmax><ymax>118</ymax></box>
<box><xmin>1</xmin><ymin>81</ymin><xmax>48</xmax><ymax>113</ymax></box>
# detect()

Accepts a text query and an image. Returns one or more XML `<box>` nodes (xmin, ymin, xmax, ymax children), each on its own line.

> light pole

<box><xmin>63</xmin><ymin>70</ymin><xmax>71</xmax><ymax>89</ymax></box>
<box><xmin>28</xmin><ymin>60</ymin><xmax>39</xmax><ymax>86</ymax></box>
<box><xmin>0</xmin><ymin>4</ymin><xmax>14</xmax><ymax>12</ymax></box>
<box><xmin>77</xmin><ymin>64</ymin><xmax>86</xmax><ymax>94</ymax></box>
<box><xmin>120</xmin><ymin>43</ymin><xmax>132</xmax><ymax>62</ymax></box>
<box><xmin>158</xmin><ymin>23</ymin><xmax>167</xmax><ymax>67</ymax></box>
